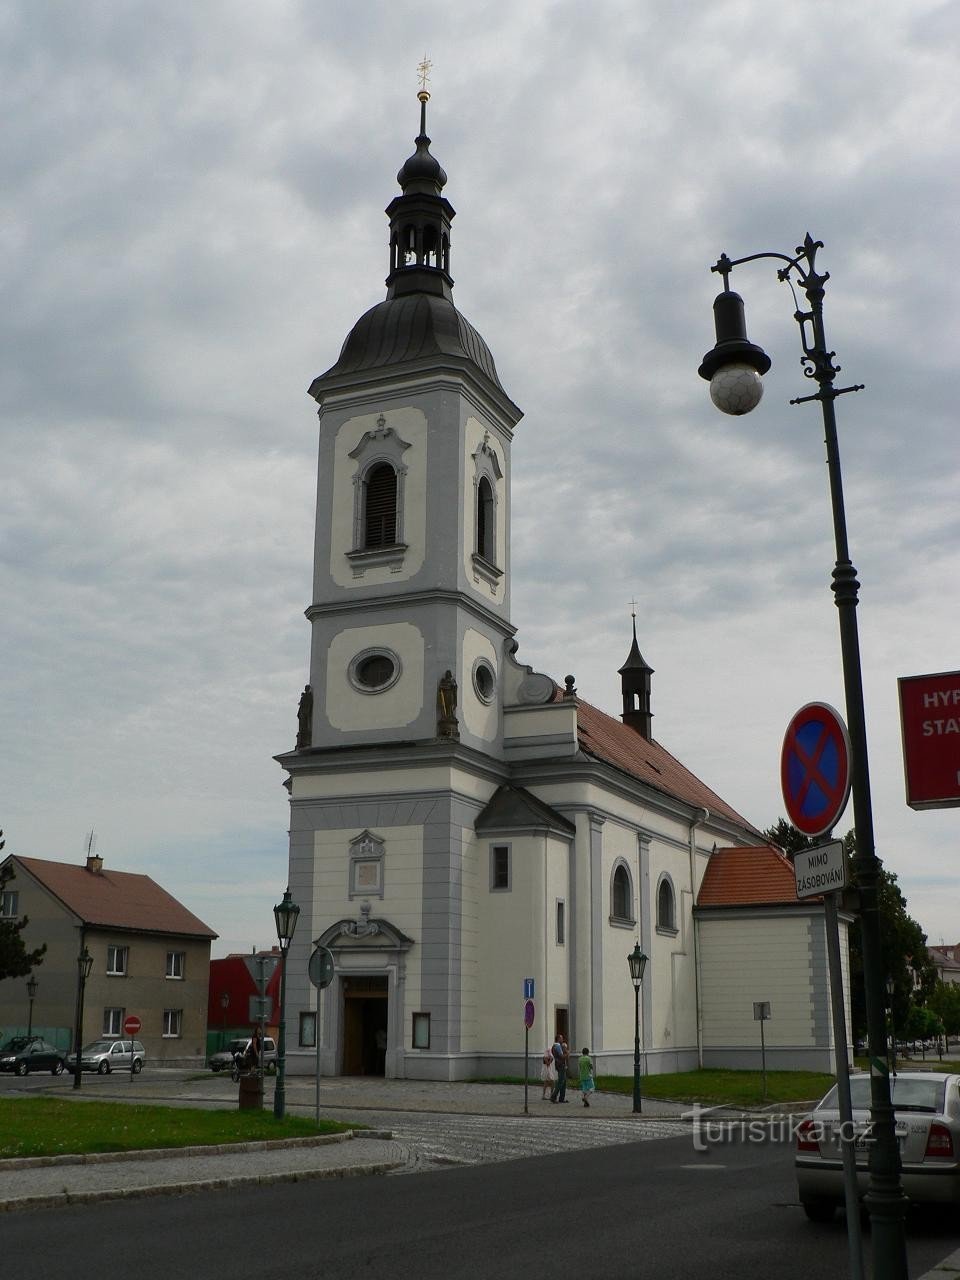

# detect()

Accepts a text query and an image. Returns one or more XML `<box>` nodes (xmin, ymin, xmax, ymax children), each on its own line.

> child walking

<box><xmin>578</xmin><ymin>1046</ymin><xmax>595</xmax><ymax>1108</ymax></box>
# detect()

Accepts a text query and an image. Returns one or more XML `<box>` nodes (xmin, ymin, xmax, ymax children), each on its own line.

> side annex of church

<box><xmin>276</xmin><ymin>90</ymin><xmax>851</xmax><ymax>1080</ymax></box>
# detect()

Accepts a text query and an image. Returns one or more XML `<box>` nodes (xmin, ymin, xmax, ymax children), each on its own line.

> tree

<box><xmin>929</xmin><ymin>981</ymin><xmax>960</xmax><ymax>1038</ymax></box>
<box><xmin>0</xmin><ymin>833</ymin><xmax>46</xmax><ymax>981</ymax></box>
<box><xmin>764</xmin><ymin>818</ymin><xmax>933</xmax><ymax>1042</ymax></box>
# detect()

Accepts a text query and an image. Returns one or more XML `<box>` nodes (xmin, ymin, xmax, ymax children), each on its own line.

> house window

<box><xmin>106</xmin><ymin>945</ymin><xmax>128</xmax><ymax>976</ymax></box>
<box><xmin>412</xmin><ymin>1012</ymin><xmax>431</xmax><ymax>1049</ymax></box>
<box><xmin>166</xmin><ymin>951</ymin><xmax>185</xmax><ymax>979</ymax></box>
<box><xmin>299</xmin><ymin>1012</ymin><xmax>317</xmax><ymax>1048</ymax></box>
<box><xmin>476</xmin><ymin>476</ymin><xmax>495</xmax><ymax>562</ymax></box>
<box><xmin>610</xmin><ymin>863</ymin><xmax>635</xmax><ymax>926</ymax></box>
<box><xmin>657</xmin><ymin>876</ymin><xmax>677</xmax><ymax>934</ymax></box>
<box><xmin>556</xmin><ymin>899</ymin><xmax>566</xmax><ymax>946</ymax></box>
<box><xmin>103</xmin><ymin>1007</ymin><xmax>124</xmax><ymax>1035</ymax></box>
<box><xmin>490</xmin><ymin>844</ymin><xmax>511</xmax><ymax>891</ymax></box>
<box><xmin>0</xmin><ymin>890</ymin><xmax>18</xmax><ymax>917</ymax></box>
<box><xmin>162</xmin><ymin>1009</ymin><xmax>183</xmax><ymax>1038</ymax></box>
<box><xmin>364</xmin><ymin>463</ymin><xmax>398</xmax><ymax>547</ymax></box>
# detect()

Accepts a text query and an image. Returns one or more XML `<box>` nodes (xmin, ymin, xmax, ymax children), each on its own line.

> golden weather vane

<box><xmin>417</xmin><ymin>54</ymin><xmax>433</xmax><ymax>99</ymax></box>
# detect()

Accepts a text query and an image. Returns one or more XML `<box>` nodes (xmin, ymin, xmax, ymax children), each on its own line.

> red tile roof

<box><xmin>696</xmin><ymin>844</ymin><xmax>804</xmax><ymax>907</ymax></box>
<box><xmin>12</xmin><ymin>855</ymin><xmax>217</xmax><ymax>938</ymax></box>
<box><xmin>575</xmin><ymin>700</ymin><xmax>760</xmax><ymax>833</ymax></box>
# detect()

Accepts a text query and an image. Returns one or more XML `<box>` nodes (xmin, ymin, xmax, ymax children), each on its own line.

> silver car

<box><xmin>796</xmin><ymin>1071</ymin><xmax>960</xmax><ymax>1221</ymax></box>
<box><xmin>67</xmin><ymin>1038</ymin><xmax>146</xmax><ymax>1075</ymax></box>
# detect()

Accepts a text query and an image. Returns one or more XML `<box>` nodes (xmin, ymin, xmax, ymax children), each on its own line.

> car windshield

<box><xmin>820</xmin><ymin>1076</ymin><xmax>946</xmax><ymax>1113</ymax></box>
<box><xmin>0</xmin><ymin>1037</ymin><xmax>32</xmax><ymax>1053</ymax></box>
<box><xmin>82</xmin><ymin>1041</ymin><xmax>115</xmax><ymax>1055</ymax></box>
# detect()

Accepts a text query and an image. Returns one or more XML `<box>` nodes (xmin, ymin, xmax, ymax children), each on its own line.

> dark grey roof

<box><xmin>475</xmin><ymin>785</ymin><xmax>576</xmax><ymax>837</ymax></box>
<box><xmin>310</xmin><ymin>293</ymin><xmax>505</xmax><ymax>395</ymax></box>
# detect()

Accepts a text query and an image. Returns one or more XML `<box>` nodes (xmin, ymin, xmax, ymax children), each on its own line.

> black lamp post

<box><xmin>220</xmin><ymin>991</ymin><xmax>230</xmax><ymax>1050</ymax></box>
<box><xmin>26</xmin><ymin>976</ymin><xmax>38</xmax><ymax>1037</ymax></box>
<box><xmin>699</xmin><ymin>233</ymin><xmax>908</xmax><ymax>1280</ymax></box>
<box><xmin>72</xmin><ymin>946</ymin><xmax>93</xmax><ymax>1091</ymax></box>
<box><xmin>628</xmin><ymin>942</ymin><xmax>647</xmax><ymax>1114</ymax></box>
<box><xmin>886</xmin><ymin>976</ymin><xmax>897</xmax><ymax>1074</ymax></box>
<box><xmin>273</xmin><ymin>887</ymin><xmax>300</xmax><ymax>1120</ymax></box>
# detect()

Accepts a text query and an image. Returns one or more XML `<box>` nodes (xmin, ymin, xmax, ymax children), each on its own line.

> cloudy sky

<box><xmin>2</xmin><ymin>0</ymin><xmax>958</xmax><ymax>958</ymax></box>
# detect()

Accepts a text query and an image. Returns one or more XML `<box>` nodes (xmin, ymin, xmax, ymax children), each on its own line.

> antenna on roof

<box><xmin>83</xmin><ymin>830</ymin><xmax>97</xmax><ymax>858</ymax></box>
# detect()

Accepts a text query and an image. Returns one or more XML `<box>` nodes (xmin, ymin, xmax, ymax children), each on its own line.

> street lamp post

<box><xmin>887</xmin><ymin>976</ymin><xmax>897</xmax><ymax>1075</ymax></box>
<box><xmin>220</xmin><ymin>991</ymin><xmax>230</xmax><ymax>1050</ymax></box>
<box><xmin>26</xmin><ymin>976</ymin><xmax>38</xmax><ymax>1037</ymax></box>
<box><xmin>72</xmin><ymin>947</ymin><xmax>94</xmax><ymax>1091</ymax></box>
<box><xmin>272</xmin><ymin>887</ymin><xmax>300</xmax><ymax>1120</ymax></box>
<box><xmin>627</xmin><ymin>943</ymin><xmax>647</xmax><ymax>1114</ymax></box>
<box><xmin>698</xmin><ymin>233</ymin><xmax>908</xmax><ymax>1280</ymax></box>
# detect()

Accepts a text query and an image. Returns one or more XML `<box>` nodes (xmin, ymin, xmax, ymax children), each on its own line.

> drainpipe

<box><xmin>690</xmin><ymin>808</ymin><xmax>709</xmax><ymax>1068</ymax></box>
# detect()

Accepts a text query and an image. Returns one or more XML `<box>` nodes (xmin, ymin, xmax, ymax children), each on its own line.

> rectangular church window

<box><xmin>490</xmin><ymin>844</ymin><xmax>511</xmax><ymax>891</ymax></box>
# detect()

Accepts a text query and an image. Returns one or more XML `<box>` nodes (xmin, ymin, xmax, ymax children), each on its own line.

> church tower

<box><xmin>279</xmin><ymin>85</ymin><xmax>523</xmax><ymax>1080</ymax></box>
<box><xmin>300</xmin><ymin>87</ymin><xmax>522</xmax><ymax>758</ymax></box>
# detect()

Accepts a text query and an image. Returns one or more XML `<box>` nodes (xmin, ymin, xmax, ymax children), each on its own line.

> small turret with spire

<box><xmin>619</xmin><ymin>606</ymin><xmax>654</xmax><ymax>740</ymax></box>
<box><xmin>385</xmin><ymin>58</ymin><xmax>455</xmax><ymax>301</ymax></box>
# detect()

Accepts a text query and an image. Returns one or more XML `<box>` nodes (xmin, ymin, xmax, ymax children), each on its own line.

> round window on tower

<box><xmin>349</xmin><ymin>648</ymin><xmax>402</xmax><ymax>694</ymax></box>
<box><xmin>472</xmin><ymin>659</ymin><xmax>496</xmax><ymax>705</ymax></box>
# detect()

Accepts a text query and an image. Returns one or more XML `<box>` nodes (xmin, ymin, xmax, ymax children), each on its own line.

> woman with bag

<box><xmin>540</xmin><ymin>1046</ymin><xmax>556</xmax><ymax>1100</ymax></box>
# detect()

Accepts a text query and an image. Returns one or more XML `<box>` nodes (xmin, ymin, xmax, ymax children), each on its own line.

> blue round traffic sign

<box><xmin>781</xmin><ymin>702</ymin><xmax>852</xmax><ymax>837</ymax></box>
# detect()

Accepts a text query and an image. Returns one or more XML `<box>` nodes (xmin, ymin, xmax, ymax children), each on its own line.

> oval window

<box><xmin>473</xmin><ymin>660</ymin><xmax>496</xmax><ymax>704</ymax></box>
<box><xmin>349</xmin><ymin>648</ymin><xmax>401</xmax><ymax>693</ymax></box>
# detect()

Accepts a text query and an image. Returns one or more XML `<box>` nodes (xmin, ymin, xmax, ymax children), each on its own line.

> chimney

<box><xmin>86</xmin><ymin>852</ymin><xmax>103</xmax><ymax>874</ymax></box>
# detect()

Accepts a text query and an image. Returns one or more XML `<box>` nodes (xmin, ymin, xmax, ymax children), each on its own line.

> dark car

<box><xmin>0</xmin><ymin>1036</ymin><xmax>67</xmax><ymax>1076</ymax></box>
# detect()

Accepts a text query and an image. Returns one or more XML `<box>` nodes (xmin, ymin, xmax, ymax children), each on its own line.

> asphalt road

<box><xmin>4</xmin><ymin>1132</ymin><xmax>958</xmax><ymax>1279</ymax></box>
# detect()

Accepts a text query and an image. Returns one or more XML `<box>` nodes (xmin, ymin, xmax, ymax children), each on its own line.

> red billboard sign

<box><xmin>898</xmin><ymin>669</ymin><xmax>960</xmax><ymax>810</ymax></box>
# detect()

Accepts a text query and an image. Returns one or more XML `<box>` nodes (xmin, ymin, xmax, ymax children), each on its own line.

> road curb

<box><xmin>0</xmin><ymin>1130</ymin><xmax>365</xmax><ymax>1171</ymax></box>
<box><xmin>0</xmin><ymin>1158</ymin><xmax>405</xmax><ymax>1214</ymax></box>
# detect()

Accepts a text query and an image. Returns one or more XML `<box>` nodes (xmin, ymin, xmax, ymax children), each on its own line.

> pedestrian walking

<box><xmin>578</xmin><ymin>1046</ymin><xmax>595</xmax><ymax>1107</ymax></box>
<box><xmin>549</xmin><ymin>1034</ymin><xmax>568</xmax><ymax>1103</ymax></box>
<box><xmin>540</xmin><ymin>1046</ymin><xmax>556</xmax><ymax>1099</ymax></box>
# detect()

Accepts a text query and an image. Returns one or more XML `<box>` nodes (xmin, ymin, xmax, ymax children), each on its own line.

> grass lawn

<box><xmin>481</xmin><ymin>1067</ymin><xmax>836</xmax><ymax>1107</ymax></box>
<box><xmin>0</xmin><ymin>1097</ymin><xmax>354</xmax><ymax>1160</ymax></box>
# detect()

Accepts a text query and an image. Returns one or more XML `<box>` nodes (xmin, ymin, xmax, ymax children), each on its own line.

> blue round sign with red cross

<box><xmin>781</xmin><ymin>702</ymin><xmax>852</xmax><ymax>837</ymax></box>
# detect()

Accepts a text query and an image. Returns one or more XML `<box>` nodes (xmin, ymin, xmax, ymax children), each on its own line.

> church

<box><xmin>276</xmin><ymin>88</ymin><xmax>851</xmax><ymax>1081</ymax></box>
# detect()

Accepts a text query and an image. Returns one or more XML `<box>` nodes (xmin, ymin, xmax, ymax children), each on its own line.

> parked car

<box><xmin>796</xmin><ymin>1071</ymin><xmax>960</xmax><ymax>1221</ymax></box>
<box><xmin>208</xmin><ymin>1036</ymin><xmax>277</xmax><ymax>1074</ymax></box>
<box><xmin>66</xmin><ymin>1039</ymin><xmax>146</xmax><ymax>1075</ymax></box>
<box><xmin>0</xmin><ymin>1035</ymin><xmax>67</xmax><ymax>1076</ymax></box>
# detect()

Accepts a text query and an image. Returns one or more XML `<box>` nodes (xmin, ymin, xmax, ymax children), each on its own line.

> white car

<box><xmin>67</xmin><ymin>1038</ymin><xmax>146</xmax><ymax>1075</ymax></box>
<box><xmin>796</xmin><ymin>1071</ymin><xmax>960</xmax><ymax>1221</ymax></box>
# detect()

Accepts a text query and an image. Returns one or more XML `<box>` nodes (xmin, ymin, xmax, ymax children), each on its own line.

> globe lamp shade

<box><xmin>710</xmin><ymin>363</ymin><xmax>765</xmax><ymax>415</ymax></box>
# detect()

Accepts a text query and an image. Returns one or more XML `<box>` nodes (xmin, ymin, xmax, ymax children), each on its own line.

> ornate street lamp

<box><xmin>627</xmin><ymin>942</ymin><xmax>647</xmax><ymax>1114</ymax></box>
<box><xmin>26</xmin><ymin>975</ymin><xmax>38</xmax><ymax>1038</ymax></box>
<box><xmin>273</xmin><ymin>887</ymin><xmax>300</xmax><ymax>1119</ymax></box>
<box><xmin>72</xmin><ymin>946</ymin><xmax>94</xmax><ymax>1091</ymax></box>
<box><xmin>699</xmin><ymin>233</ymin><xmax>908</xmax><ymax>1280</ymax></box>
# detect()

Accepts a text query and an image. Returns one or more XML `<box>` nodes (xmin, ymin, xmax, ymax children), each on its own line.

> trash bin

<box><xmin>238</xmin><ymin>1075</ymin><xmax>262</xmax><ymax>1110</ymax></box>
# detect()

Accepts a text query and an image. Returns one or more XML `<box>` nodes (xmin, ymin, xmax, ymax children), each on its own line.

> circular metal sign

<box><xmin>523</xmin><ymin>999</ymin><xmax>535</xmax><ymax>1029</ymax></box>
<box><xmin>308</xmin><ymin>946</ymin><xmax>336</xmax><ymax>990</ymax></box>
<box><xmin>123</xmin><ymin>1015</ymin><xmax>142</xmax><ymax>1036</ymax></box>
<box><xmin>781</xmin><ymin>702</ymin><xmax>852</xmax><ymax>837</ymax></box>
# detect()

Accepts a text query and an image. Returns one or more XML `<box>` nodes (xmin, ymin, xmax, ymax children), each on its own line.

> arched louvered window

<box><xmin>657</xmin><ymin>877</ymin><xmax>676</xmax><ymax>932</ymax></box>
<box><xmin>364</xmin><ymin>464</ymin><xmax>398</xmax><ymax>548</ymax></box>
<box><xmin>477</xmin><ymin>477</ymin><xmax>494</xmax><ymax>562</ymax></box>
<box><xmin>612</xmin><ymin>865</ymin><xmax>632</xmax><ymax>922</ymax></box>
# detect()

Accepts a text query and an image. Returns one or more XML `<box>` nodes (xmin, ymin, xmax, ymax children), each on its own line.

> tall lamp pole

<box><xmin>698</xmin><ymin>233</ymin><xmax>908</xmax><ymax>1280</ymax></box>
<box><xmin>220</xmin><ymin>991</ymin><xmax>230</xmax><ymax>1050</ymax></box>
<box><xmin>628</xmin><ymin>943</ymin><xmax>647</xmax><ymax>1114</ymax></box>
<box><xmin>72</xmin><ymin>947</ymin><xmax>94</xmax><ymax>1091</ymax></box>
<box><xmin>26</xmin><ymin>976</ymin><xmax>38</xmax><ymax>1037</ymax></box>
<box><xmin>273</xmin><ymin>887</ymin><xmax>300</xmax><ymax>1120</ymax></box>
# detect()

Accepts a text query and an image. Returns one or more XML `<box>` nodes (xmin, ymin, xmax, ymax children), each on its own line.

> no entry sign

<box><xmin>781</xmin><ymin>702</ymin><xmax>852</xmax><ymax>837</ymax></box>
<box><xmin>123</xmin><ymin>1015</ymin><xmax>141</xmax><ymax>1036</ymax></box>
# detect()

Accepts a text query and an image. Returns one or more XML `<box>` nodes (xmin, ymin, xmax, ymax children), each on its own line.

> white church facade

<box><xmin>277</xmin><ymin>90</ymin><xmax>851</xmax><ymax>1081</ymax></box>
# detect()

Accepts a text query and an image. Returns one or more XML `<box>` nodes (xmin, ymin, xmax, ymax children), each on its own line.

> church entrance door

<box><xmin>341</xmin><ymin>975</ymin><xmax>388</xmax><ymax>1076</ymax></box>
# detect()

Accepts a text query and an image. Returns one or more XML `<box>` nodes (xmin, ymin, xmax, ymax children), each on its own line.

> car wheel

<box><xmin>211</xmin><ymin>1064</ymin><xmax>222</xmax><ymax>1072</ymax></box>
<box><xmin>802</xmin><ymin>1199</ymin><xmax>837</xmax><ymax>1223</ymax></box>
<box><xmin>97</xmin><ymin>1060</ymin><xmax>110</xmax><ymax>1075</ymax></box>
<box><xmin>132</xmin><ymin>1059</ymin><xmax>142</xmax><ymax>1074</ymax></box>
<box><xmin>51</xmin><ymin>1061</ymin><xmax>64</xmax><ymax>1076</ymax></box>
<box><xmin>15</xmin><ymin>1060</ymin><xmax>28</xmax><ymax>1077</ymax></box>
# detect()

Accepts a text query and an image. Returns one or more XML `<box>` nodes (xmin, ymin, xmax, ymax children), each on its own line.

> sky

<box><xmin>2</xmin><ymin>0</ymin><xmax>958</xmax><ymax>959</ymax></box>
